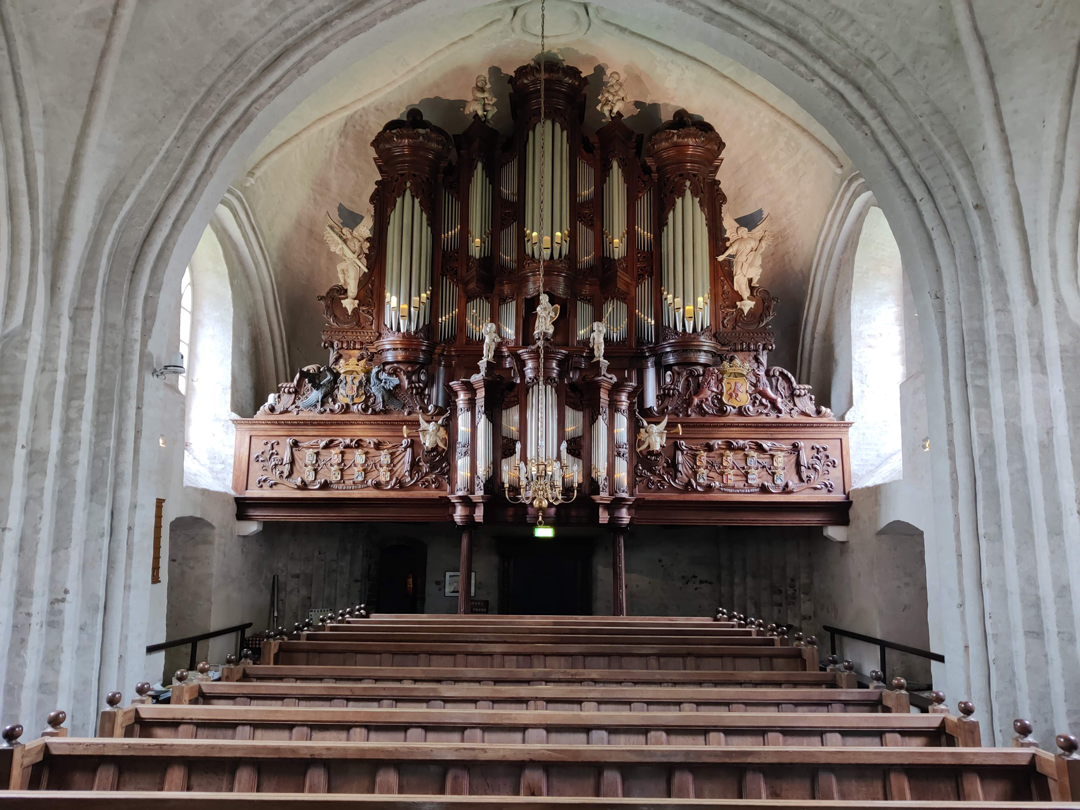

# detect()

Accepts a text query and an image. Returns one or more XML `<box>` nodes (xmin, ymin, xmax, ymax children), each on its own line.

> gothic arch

<box><xmin>3</xmin><ymin>0</ymin><xmax>1077</xmax><ymax>743</ymax></box>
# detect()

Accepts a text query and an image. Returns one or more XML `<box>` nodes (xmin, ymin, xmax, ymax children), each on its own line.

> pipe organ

<box><xmin>233</xmin><ymin>62</ymin><xmax>851</xmax><ymax>531</ymax></box>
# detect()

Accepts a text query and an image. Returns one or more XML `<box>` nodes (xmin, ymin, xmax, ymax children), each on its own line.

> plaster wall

<box><xmin>1</xmin><ymin>0</ymin><xmax>1079</xmax><ymax>747</ymax></box>
<box><xmin>809</xmin><ymin>230</ymin><xmax>936</xmax><ymax>687</ymax></box>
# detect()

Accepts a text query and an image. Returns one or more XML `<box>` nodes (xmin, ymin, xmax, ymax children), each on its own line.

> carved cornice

<box><xmin>371</xmin><ymin>108</ymin><xmax>453</xmax><ymax>164</ymax></box>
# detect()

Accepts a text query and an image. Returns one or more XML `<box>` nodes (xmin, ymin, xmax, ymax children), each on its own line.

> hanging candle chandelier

<box><xmin>504</xmin><ymin>0</ymin><xmax>579</xmax><ymax>525</ymax></box>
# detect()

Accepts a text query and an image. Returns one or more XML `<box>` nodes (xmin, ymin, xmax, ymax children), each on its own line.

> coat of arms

<box><xmin>719</xmin><ymin>357</ymin><xmax>751</xmax><ymax>407</ymax></box>
<box><xmin>336</xmin><ymin>357</ymin><xmax>372</xmax><ymax>405</ymax></box>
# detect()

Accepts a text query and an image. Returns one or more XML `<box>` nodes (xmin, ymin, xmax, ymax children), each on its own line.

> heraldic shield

<box><xmin>720</xmin><ymin>358</ymin><xmax>751</xmax><ymax>407</ymax></box>
<box><xmin>336</xmin><ymin>356</ymin><xmax>371</xmax><ymax>405</ymax></box>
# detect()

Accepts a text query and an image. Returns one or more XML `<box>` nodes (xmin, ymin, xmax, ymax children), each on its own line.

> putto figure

<box><xmin>533</xmin><ymin>293</ymin><xmax>560</xmax><ymax>340</ymax></box>
<box><xmin>589</xmin><ymin>321</ymin><xmax>606</xmax><ymax>363</ymax></box>
<box><xmin>597</xmin><ymin>71</ymin><xmax>629</xmax><ymax>121</ymax></box>
<box><xmin>417</xmin><ymin>413</ymin><xmax>449</xmax><ymax>451</ymax></box>
<box><xmin>323</xmin><ymin>212</ymin><xmax>371</xmax><ymax>314</ymax></box>
<box><xmin>464</xmin><ymin>75</ymin><xmax>497</xmax><ymax>122</ymax></box>
<box><xmin>718</xmin><ymin>211</ymin><xmax>770</xmax><ymax>315</ymax></box>
<box><xmin>480</xmin><ymin>321</ymin><xmax>501</xmax><ymax>368</ymax></box>
<box><xmin>636</xmin><ymin>416</ymin><xmax>678</xmax><ymax>454</ymax></box>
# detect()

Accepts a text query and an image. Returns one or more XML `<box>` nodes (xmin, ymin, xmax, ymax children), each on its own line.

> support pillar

<box><xmin>458</xmin><ymin>526</ymin><xmax>473</xmax><ymax>615</ymax></box>
<box><xmin>612</xmin><ymin>526</ymin><xmax>627</xmax><ymax>616</ymax></box>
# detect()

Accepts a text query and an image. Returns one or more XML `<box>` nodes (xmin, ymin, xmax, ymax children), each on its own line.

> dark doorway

<box><xmin>375</xmin><ymin>543</ymin><xmax>426</xmax><ymax>613</ymax></box>
<box><xmin>499</xmin><ymin>539</ymin><xmax>592</xmax><ymax>615</ymax></box>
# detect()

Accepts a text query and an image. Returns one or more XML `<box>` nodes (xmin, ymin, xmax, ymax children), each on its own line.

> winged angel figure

<box><xmin>323</xmin><ymin>212</ymin><xmax>371</xmax><ymax>314</ymax></box>
<box><xmin>417</xmin><ymin>413</ymin><xmax>449</xmax><ymax>451</ymax></box>
<box><xmin>636</xmin><ymin>416</ymin><xmax>671</xmax><ymax>454</ymax></box>
<box><xmin>718</xmin><ymin>211</ymin><xmax>770</xmax><ymax>315</ymax></box>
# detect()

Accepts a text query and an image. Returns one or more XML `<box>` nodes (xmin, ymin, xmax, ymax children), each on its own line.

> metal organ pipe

<box><xmin>659</xmin><ymin>188</ymin><xmax>710</xmax><ymax>334</ymax></box>
<box><xmin>603</xmin><ymin>162</ymin><xmax>627</xmax><ymax>260</ymax></box>
<box><xmin>469</xmin><ymin>163</ymin><xmax>491</xmax><ymax>259</ymax></box>
<box><xmin>382</xmin><ymin>188</ymin><xmax>433</xmax><ymax>333</ymax></box>
<box><xmin>524</xmin><ymin>121</ymin><xmax>570</xmax><ymax>260</ymax></box>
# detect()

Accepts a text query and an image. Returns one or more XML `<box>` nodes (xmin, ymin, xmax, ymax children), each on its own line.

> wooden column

<box><xmin>612</xmin><ymin>526</ymin><xmax>627</xmax><ymax>616</ymax></box>
<box><xmin>458</xmin><ymin>526</ymin><xmax>474</xmax><ymax>615</ymax></box>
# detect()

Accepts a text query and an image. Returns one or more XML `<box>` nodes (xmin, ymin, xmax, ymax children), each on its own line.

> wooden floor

<box><xmin>2</xmin><ymin>610</ymin><xmax>1078</xmax><ymax>807</ymax></box>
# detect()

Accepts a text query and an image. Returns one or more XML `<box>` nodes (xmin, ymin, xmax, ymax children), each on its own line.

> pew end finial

<box><xmin>1</xmin><ymin>724</ymin><xmax>23</xmax><ymax>748</ymax></box>
<box><xmin>42</xmin><ymin>710</ymin><xmax>67</xmax><ymax>737</ymax></box>
<box><xmin>928</xmin><ymin>690</ymin><xmax>950</xmax><ymax>715</ymax></box>
<box><xmin>1012</xmin><ymin>718</ymin><xmax>1037</xmax><ymax>748</ymax></box>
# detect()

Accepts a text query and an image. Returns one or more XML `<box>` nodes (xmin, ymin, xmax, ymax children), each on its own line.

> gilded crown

<box><xmin>718</xmin><ymin>357</ymin><xmax>751</xmax><ymax>376</ymax></box>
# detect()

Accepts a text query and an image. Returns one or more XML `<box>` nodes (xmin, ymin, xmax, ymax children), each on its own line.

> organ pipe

<box><xmin>468</xmin><ymin>163</ymin><xmax>491</xmax><ymax>259</ymax></box>
<box><xmin>604</xmin><ymin>161</ymin><xmax>627</xmax><ymax>260</ymax></box>
<box><xmin>498</xmin><ymin>298</ymin><xmax>517</xmax><ymax>342</ymax></box>
<box><xmin>660</xmin><ymin>187</ymin><xmax>710</xmax><ymax>334</ymax></box>
<box><xmin>591</xmin><ymin>410</ymin><xmax>608</xmax><ymax>491</ymax></box>
<box><xmin>476</xmin><ymin>412</ymin><xmax>493</xmax><ymax>491</ymax></box>
<box><xmin>383</xmin><ymin>188</ymin><xmax>434</xmax><ymax>333</ymax></box>
<box><xmin>524</xmin><ymin>120</ymin><xmax>570</xmax><ymax>260</ymax></box>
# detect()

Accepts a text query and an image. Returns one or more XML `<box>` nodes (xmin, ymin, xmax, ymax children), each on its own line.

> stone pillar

<box><xmin>612</xmin><ymin>526</ymin><xmax>627</xmax><ymax>616</ymax></box>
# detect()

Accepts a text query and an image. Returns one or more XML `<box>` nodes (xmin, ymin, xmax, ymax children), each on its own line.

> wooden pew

<box><xmin>311</xmin><ymin>630</ymin><xmax>766</xmax><ymax>645</ymax></box>
<box><xmin>104</xmin><ymin>705</ymin><xmax>971</xmax><ymax>748</ymax></box>
<box><xmin>353</xmin><ymin>614</ymin><xmax>736</xmax><ymax>624</ymax></box>
<box><xmin>7</xmin><ymin>794</ymin><xmax>1077</xmax><ymax>809</ymax></box>
<box><xmin>176</xmin><ymin>681</ymin><xmax>904</xmax><ymax>713</ymax></box>
<box><xmin>231</xmin><ymin>664</ymin><xmax>838</xmax><ymax>688</ymax></box>
<box><xmin>261</xmin><ymin>640</ymin><xmax>816</xmax><ymax>672</ymax></box>
<box><xmin>7</xmin><ymin>737</ymin><xmax>1076</xmax><ymax>802</ymax></box>
<box><xmin>335</xmin><ymin>620</ymin><xmax>750</xmax><ymax>635</ymax></box>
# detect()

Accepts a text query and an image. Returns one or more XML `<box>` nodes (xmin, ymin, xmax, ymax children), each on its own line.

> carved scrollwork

<box><xmin>718</xmin><ymin>286</ymin><xmax>777</xmax><ymax>330</ymax></box>
<box><xmin>258</xmin><ymin>359</ymin><xmax>434</xmax><ymax>417</ymax></box>
<box><xmin>655</xmin><ymin>355</ymin><xmax>832</xmax><ymax>419</ymax></box>
<box><xmin>255</xmin><ymin>436</ymin><xmax>448</xmax><ymax>491</ymax></box>
<box><xmin>634</xmin><ymin>438</ymin><xmax>836</xmax><ymax>494</ymax></box>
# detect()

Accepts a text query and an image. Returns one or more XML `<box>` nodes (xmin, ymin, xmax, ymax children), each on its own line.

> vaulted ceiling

<box><xmin>235</xmin><ymin>0</ymin><xmax>854</xmax><ymax>371</ymax></box>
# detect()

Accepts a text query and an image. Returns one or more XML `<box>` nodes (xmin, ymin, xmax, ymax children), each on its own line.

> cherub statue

<box><xmin>597</xmin><ymin>71</ymin><xmax>629</xmax><ymax>122</ymax></box>
<box><xmin>463</xmin><ymin>75</ymin><xmax>497</xmax><ymax>122</ymax></box>
<box><xmin>589</xmin><ymin>321</ymin><xmax>606</xmax><ymax>363</ymax></box>
<box><xmin>717</xmin><ymin>211</ymin><xmax>770</xmax><ymax>315</ymax></box>
<box><xmin>417</xmin><ymin>413</ymin><xmax>449</xmax><ymax>452</ymax></box>
<box><xmin>480</xmin><ymin>321</ymin><xmax>501</xmax><ymax>367</ymax></box>
<box><xmin>323</xmin><ymin>212</ymin><xmax>371</xmax><ymax>314</ymax></box>
<box><xmin>636</xmin><ymin>416</ymin><xmax>680</xmax><ymax>454</ymax></box>
<box><xmin>533</xmin><ymin>293</ymin><xmax>560</xmax><ymax>340</ymax></box>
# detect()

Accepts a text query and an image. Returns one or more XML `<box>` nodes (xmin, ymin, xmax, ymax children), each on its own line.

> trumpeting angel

<box><xmin>718</xmin><ymin>211</ymin><xmax>770</xmax><ymax>315</ymax></box>
<box><xmin>323</xmin><ymin>212</ymin><xmax>372</xmax><ymax>314</ymax></box>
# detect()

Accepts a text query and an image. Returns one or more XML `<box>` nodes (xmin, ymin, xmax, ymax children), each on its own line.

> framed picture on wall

<box><xmin>444</xmin><ymin>571</ymin><xmax>476</xmax><ymax>597</ymax></box>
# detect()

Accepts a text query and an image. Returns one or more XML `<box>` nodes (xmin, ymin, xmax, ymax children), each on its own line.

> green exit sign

<box><xmin>534</xmin><ymin>526</ymin><xmax>555</xmax><ymax>538</ymax></box>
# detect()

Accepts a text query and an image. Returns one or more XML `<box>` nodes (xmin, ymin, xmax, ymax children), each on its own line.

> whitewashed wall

<box><xmin>0</xmin><ymin>0</ymin><xmax>1078</xmax><ymax>747</ymax></box>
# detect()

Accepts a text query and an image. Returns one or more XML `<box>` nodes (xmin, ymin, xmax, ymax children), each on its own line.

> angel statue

<box><xmin>533</xmin><ymin>293</ymin><xmax>560</xmax><ymax>340</ymax></box>
<box><xmin>717</xmin><ymin>211</ymin><xmax>770</xmax><ymax>315</ymax></box>
<box><xmin>323</xmin><ymin>212</ymin><xmax>371</xmax><ymax>314</ymax></box>
<box><xmin>480</xmin><ymin>321</ymin><xmax>501</xmax><ymax>370</ymax></box>
<box><xmin>635</xmin><ymin>416</ymin><xmax>680</xmax><ymax>455</ymax></box>
<box><xmin>417</xmin><ymin>413</ymin><xmax>449</xmax><ymax>452</ymax></box>
<box><xmin>597</xmin><ymin>71</ymin><xmax>629</xmax><ymax>121</ymax></box>
<box><xmin>463</xmin><ymin>75</ymin><xmax>497</xmax><ymax>122</ymax></box>
<box><xmin>589</xmin><ymin>321</ymin><xmax>606</xmax><ymax>363</ymax></box>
